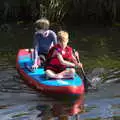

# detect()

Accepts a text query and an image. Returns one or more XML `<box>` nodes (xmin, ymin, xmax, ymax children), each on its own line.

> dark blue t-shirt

<box><xmin>33</xmin><ymin>30</ymin><xmax>57</xmax><ymax>55</ymax></box>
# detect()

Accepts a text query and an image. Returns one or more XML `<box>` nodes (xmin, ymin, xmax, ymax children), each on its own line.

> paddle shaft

<box><xmin>75</xmin><ymin>56</ymin><xmax>88</xmax><ymax>90</ymax></box>
<box><xmin>73</xmin><ymin>50</ymin><xmax>93</xmax><ymax>91</ymax></box>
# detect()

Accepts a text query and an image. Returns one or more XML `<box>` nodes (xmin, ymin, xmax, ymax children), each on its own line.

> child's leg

<box><xmin>46</xmin><ymin>70</ymin><xmax>58</xmax><ymax>78</ymax></box>
<box><xmin>57</xmin><ymin>68</ymin><xmax>75</xmax><ymax>78</ymax></box>
<box><xmin>38</xmin><ymin>54</ymin><xmax>46</xmax><ymax>66</ymax></box>
<box><xmin>46</xmin><ymin>68</ymin><xmax>75</xmax><ymax>79</ymax></box>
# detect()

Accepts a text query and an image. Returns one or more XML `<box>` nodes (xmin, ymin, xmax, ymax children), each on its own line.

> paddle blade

<box><xmin>83</xmin><ymin>76</ymin><xmax>88</xmax><ymax>92</ymax></box>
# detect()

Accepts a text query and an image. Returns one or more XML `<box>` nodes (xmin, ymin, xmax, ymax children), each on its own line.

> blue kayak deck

<box><xmin>18</xmin><ymin>52</ymin><xmax>83</xmax><ymax>87</ymax></box>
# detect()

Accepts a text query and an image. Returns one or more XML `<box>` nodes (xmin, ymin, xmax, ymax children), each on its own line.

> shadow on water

<box><xmin>0</xmin><ymin>24</ymin><xmax>120</xmax><ymax>120</ymax></box>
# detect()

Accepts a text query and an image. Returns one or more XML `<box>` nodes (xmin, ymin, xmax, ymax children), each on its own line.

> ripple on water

<box><xmin>0</xmin><ymin>58</ymin><xmax>120</xmax><ymax>120</ymax></box>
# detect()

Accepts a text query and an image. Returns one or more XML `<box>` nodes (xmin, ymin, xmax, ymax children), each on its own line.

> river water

<box><xmin>0</xmin><ymin>23</ymin><xmax>120</xmax><ymax>120</ymax></box>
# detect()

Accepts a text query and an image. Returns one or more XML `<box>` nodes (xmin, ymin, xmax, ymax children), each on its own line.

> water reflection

<box><xmin>0</xmin><ymin>57</ymin><xmax>120</xmax><ymax>120</ymax></box>
<box><xmin>0</xmin><ymin>59</ymin><xmax>85</xmax><ymax>120</ymax></box>
<box><xmin>36</xmin><ymin>94</ymin><xmax>84</xmax><ymax>120</ymax></box>
<box><xmin>0</xmin><ymin>93</ymin><xmax>84</xmax><ymax>120</ymax></box>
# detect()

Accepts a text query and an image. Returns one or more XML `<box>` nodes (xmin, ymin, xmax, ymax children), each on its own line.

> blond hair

<box><xmin>57</xmin><ymin>31</ymin><xmax>69</xmax><ymax>42</ymax></box>
<box><xmin>34</xmin><ymin>18</ymin><xmax>50</xmax><ymax>30</ymax></box>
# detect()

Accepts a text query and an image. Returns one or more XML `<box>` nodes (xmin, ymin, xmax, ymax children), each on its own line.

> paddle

<box><xmin>73</xmin><ymin>49</ymin><xmax>93</xmax><ymax>92</ymax></box>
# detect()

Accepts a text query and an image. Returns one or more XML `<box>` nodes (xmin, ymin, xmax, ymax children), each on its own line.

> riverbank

<box><xmin>0</xmin><ymin>23</ymin><xmax>120</xmax><ymax>70</ymax></box>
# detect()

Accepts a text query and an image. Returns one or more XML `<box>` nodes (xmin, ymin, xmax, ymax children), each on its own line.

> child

<box><xmin>45</xmin><ymin>30</ymin><xmax>82</xmax><ymax>79</ymax></box>
<box><xmin>32</xmin><ymin>18</ymin><xmax>57</xmax><ymax>69</ymax></box>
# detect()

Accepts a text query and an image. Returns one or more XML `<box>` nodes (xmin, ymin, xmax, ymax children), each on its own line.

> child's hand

<box><xmin>77</xmin><ymin>62</ymin><xmax>83</xmax><ymax>68</ymax></box>
<box><xmin>74</xmin><ymin>51</ymin><xmax>79</xmax><ymax>59</ymax></box>
<box><xmin>32</xmin><ymin>64</ymin><xmax>39</xmax><ymax>69</ymax></box>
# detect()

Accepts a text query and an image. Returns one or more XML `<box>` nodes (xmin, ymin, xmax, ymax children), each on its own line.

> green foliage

<box><xmin>1</xmin><ymin>0</ymin><xmax>118</xmax><ymax>24</ymax></box>
<box><xmin>83</xmin><ymin>56</ymin><xmax>120</xmax><ymax>70</ymax></box>
<box><xmin>37</xmin><ymin>0</ymin><xmax>72</xmax><ymax>23</ymax></box>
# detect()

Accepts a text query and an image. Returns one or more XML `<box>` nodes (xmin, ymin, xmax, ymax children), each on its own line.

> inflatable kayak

<box><xmin>16</xmin><ymin>49</ymin><xmax>84</xmax><ymax>97</ymax></box>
